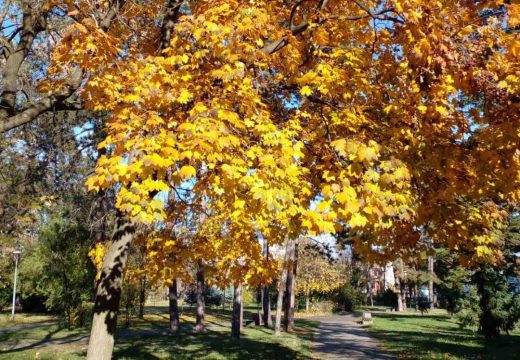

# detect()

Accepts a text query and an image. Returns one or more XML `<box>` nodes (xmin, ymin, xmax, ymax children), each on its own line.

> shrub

<box><xmin>0</xmin><ymin>287</ymin><xmax>11</xmax><ymax>311</ymax></box>
<box><xmin>455</xmin><ymin>286</ymin><xmax>481</xmax><ymax>331</ymax></box>
<box><xmin>456</xmin><ymin>308</ymin><xmax>480</xmax><ymax>331</ymax></box>
<box><xmin>377</xmin><ymin>289</ymin><xmax>398</xmax><ymax>309</ymax></box>
<box><xmin>334</xmin><ymin>283</ymin><xmax>364</xmax><ymax>312</ymax></box>
<box><xmin>185</xmin><ymin>285</ymin><xmax>224</xmax><ymax>307</ymax></box>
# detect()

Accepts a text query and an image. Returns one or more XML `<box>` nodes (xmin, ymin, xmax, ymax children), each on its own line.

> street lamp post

<box><xmin>11</xmin><ymin>248</ymin><xmax>21</xmax><ymax>320</ymax></box>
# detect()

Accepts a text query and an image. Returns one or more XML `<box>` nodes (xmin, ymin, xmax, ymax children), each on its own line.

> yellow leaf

<box><xmin>179</xmin><ymin>165</ymin><xmax>196</xmax><ymax>179</ymax></box>
<box><xmin>300</xmin><ymin>86</ymin><xmax>313</xmax><ymax>96</ymax></box>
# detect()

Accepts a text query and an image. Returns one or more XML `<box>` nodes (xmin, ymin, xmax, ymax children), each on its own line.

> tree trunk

<box><xmin>240</xmin><ymin>287</ymin><xmax>244</xmax><ymax>331</ymax></box>
<box><xmin>284</xmin><ymin>238</ymin><xmax>298</xmax><ymax>332</ymax></box>
<box><xmin>305</xmin><ymin>292</ymin><xmax>310</xmax><ymax>312</ymax></box>
<box><xmin>257</xmin><ymin>287</ymin><xmax>262</xmax><ymax>325</ymax></box>
<box><xmin>138</xmin><ymin>276</ymin><xmax>146</xmax><ymax>319</ymax></box>
<box><xmin>169</xmin><ymin>278</ymin><xmax>180</xmax><ymax>332</ymax></box>
<box><xmin>428</xmin><ymin>255</ymin><xmax>435</xmax><ymax>309</ymax></box>
<box><xmin>395</xmin><ymin>270</ymin><xmax>404</xmax><ymax>312</ymax></box>
<box><xmin>275</xmin><ymin>237</ymin><xmax>290</xmax><ymax>335</ymax></box>
<box><xmin>262</xmin><ymin>238</ymin><xmax>272</xmax><ymax>327</ymax></box>
<box><xmin>195</xmin><ymin>259</ymin><xmax>205</xmax><ymax>332</ymax></box>
<box><xmin>222</xmin><ymin>287</ymin><xmax>226</xmax><ymax>314</ymax></box>
<box><xmin>400</xmin><ymin>280</ymin><xmax>407</xmax><ymax>311</ymax></box>
<box><xmin>231</xmin><ymin>283</ymin><xmax>242</xmax><ymax>338</ymax></box>
<box><xmin>367</xmin><ymin>266</ymin><xmax>374</xmax><ymax>307</ymax></box>
<box><xmin>86</xmin><ymin>216</ymin><xmax>135</xmax><ymax>360</ymax></box>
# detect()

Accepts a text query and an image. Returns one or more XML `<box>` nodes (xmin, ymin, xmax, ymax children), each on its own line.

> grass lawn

<box><xmin>367</xmin><ymin>309</ymin><xmax>520</xmax><ymax>360</ymax></box>
<box><xmin>0</xmin><ymin>304</ymin><xmax>319</xmax><ymax>359</ymax></box>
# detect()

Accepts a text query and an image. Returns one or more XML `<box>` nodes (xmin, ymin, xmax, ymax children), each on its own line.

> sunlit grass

<box><xmin>368</xmin><ymin>309</ymin><xmax>520</xmax><ymax>360</ymax></box>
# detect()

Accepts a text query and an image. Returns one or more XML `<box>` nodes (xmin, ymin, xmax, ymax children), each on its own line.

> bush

<box><xmin>455</xmin><ymin>286</ymin><xmax>481</xmax><ymax>331</ymax></box>
<box><xmin>334</xmin><ymin>283</ymin><xmax>364</xmax><ymax>312</ymax></box>
<box><xmin>206</xmin><ymin>287</ymin><xmax>224</xmax><ymax>307</ymax></box>
<box><xmin>377</xmin><ymin>289</ymin><xmax>398</xmax><ymax>309</ymax></box>
<box><xmin>0</xmin><ymin>287</ymin><xmax>11</xmax><ymax>311</ymax></box>
<box><xmin>310</xmin><ymin>300</ymin><xmax>335</xmax><ymax>313</ymax></box>
<box><xmin>20</xmin><ymin>294</ymin><xmax>48</xmax><ymax>313</ymax></box>
<box><xmin>185</xmin><ymin>285</ymin><xmax>224</xmax><ymax>307</ymax></box>
<box><xmin>456</xmin><ymin>308</ymin><xmax>480</xmax><ymax>331</ymax></box>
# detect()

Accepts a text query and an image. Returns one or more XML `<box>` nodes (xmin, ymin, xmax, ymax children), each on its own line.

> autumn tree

<box><xmin>34</xmin><ymin>0</ymin><xmax>520</xmax><ymax>358</ymax></box>
<box><xmin>296</xmin><ymin>238</ymin><xmax>345</xmax><ymax>312</ymax></box>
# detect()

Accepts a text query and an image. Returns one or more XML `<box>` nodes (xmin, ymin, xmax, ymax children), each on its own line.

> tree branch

<box><xmin>0</xmin><ymin>0</ymin><xmax>126</xmax><ymax>134</ymax></box>
<box><xmin>159</xmin><ymin>0</ymin><xmax>183</xmax><ymax>52</ymax></box>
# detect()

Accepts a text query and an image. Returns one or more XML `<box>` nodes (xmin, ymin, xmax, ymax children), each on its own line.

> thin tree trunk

<box><xmin>368</xmin><ymin>266</ymin><xmax>374</xmax><ymax>307</ymax></box>
<box><xmin>284</xmin><ymin>239</ymin><xmax>298</xmax><ymax>332</ymax></box>
<box><xmin>86</xmin><ymin>216</ymin><xmax>135</xmax><ymax>360</ymax></box>
<box><xmin>138</xmin><ymin>276</ymin><xmax>146</xmax><ymax>319</ymax></box>
<box><xmin>262</xmin><ymin>239</ymin><xmax>272</xmax><ymax>327</ymax></box>
<box><xmin>428</xmin><ymin>254</ymin><xmax>435</xmax><ymax>309</ymax></box>
<box><xmin>283</xmin><ymin>240</ymin><xmax>296</xmax><ymax>332</ymax></box>
<box><xmin>169</xmin><ymin>278</ymin><xmax>180</xmax><ymax>332</ymax></box>
<box><xmin>195</xmin><ymin>259</ymin><xmax>205</xmax><ymax>332</ymax></box>
<box><xmin>222</xmin><ymin>287</ymin><xmax>226</xmax><ymax>314</ymax></box>
<box><xmin>240</xmin><ymin>287</ymin><xmax>244</xmax><ymax>331</ymax></box>
<box><xmin>231</xmin><ymin>283</ymin><xmax>242</xmax><ymax>338</ymax></box>
<box><xmin>275</xmin><ymin>237</ymin><xmax>290</xmax><ymax>335</ymax></box>
<box><xmin>305</xmin><ymin>291</ymin><xmax>310</xmax><ymax>312</ymax></box>
<box><xmin>257</xmin><ymin>287</ymin><xmax>262</xmax><ymax>326</ymax></box>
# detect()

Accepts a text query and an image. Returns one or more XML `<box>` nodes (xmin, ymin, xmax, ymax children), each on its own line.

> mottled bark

<box><xmin>86</xmin><ymin>216</ymin><xmax>135</xmax><ymax>360</ymax></box>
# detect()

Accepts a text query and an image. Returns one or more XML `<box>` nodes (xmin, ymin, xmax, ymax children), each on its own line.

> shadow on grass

<box><xmin>112</xmin><ymin>331</ymin><xmax>305</xmax><ymax>360</ymax></box>
<box><xmin>370</xmin><ymin>313</ymin><xmax>520</xmax><ymax>360</ymax></box>
<box><xmin>112</xmin><ymin>318</ymin><xmax>318</xmax><ymax>360</ymax></box>
<box><xmin>0</xmin><ymin>326</ymin><xmax>87</xmax><ymax>355</ymax></box>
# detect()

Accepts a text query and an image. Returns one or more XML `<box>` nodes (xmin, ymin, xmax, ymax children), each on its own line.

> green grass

<box><xmin>368</xmin><ymin>309</ymin><xmax>520</xmax><ymax>360</ymax></box>
<box><xmin>0</xmin><ymin>306</ymin><xmax>319</xmax><ymax>360</ymax></box>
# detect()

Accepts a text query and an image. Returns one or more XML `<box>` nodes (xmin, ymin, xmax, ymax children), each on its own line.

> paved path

<box><xmin>312</xmin><ymin>314</ymin><xmax>395</xmax><ymax>360</ymax></box>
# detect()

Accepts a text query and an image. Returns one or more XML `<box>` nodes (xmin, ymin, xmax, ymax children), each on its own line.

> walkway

<box><xmin>312</xmin><ymin>314</ymin><xmax>395</xmax><ymax>360</ymax></box>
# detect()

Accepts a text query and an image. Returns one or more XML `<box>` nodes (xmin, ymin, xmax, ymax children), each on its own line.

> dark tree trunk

<box><xmin>428</xmin><ymin>255</ymin><xmax>435</xmax><ymax>309</ymax></box>
<box><xmin>138</xmin><ymin>276</ymin><xmax>146</xmax><ymax>319</ymax></box>
<box><xmin>195</xmin><ymin>259</ymin><xmax>205</xmax><ymax>332</ymax></box>
<box><xmin>475</xmin><ymin>269</ymin><xmax>500</xmax><ymax>339</ymax></box>
<box><xmin>275</xmin><ymin>237</ymin><xmax>290</xmax><ymax>335</ymax></box>
<box><xmin>87</xmin><ymin>216</ymin><xmax>135</xmax><ymax>360</ymax></box>
<box><xmin>262</xmin><ymin>238</ymin><xmax>272</xmax><ymax>327</ymax></box>
<box><xmin>284</xmin><ymin>238</ymin><xmax>298</xmax><ymax>332</ymax></box>
<box><xmin>231</xmin><ymin>283</ymin><xmax>242</xmax><ymax>338</ymax></box>
<box><xmin>169</xmin><ymin>278</ymin><xmax>180</xmax><ymax>332</ymax></box>
<box><xmin>262</xmin><ymin>286</ymin><xmax>272</xmax><ymax>327</ymax></box>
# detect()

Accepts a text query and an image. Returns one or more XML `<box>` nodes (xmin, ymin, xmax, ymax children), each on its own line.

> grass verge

<box><xmin>367</xmin><ymin>309</ymin><xmax>520</xmax><ymax>360</ymax></box>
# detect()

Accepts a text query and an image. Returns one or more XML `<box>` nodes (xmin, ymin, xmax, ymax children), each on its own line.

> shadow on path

<box><xmin>312</xmin><ymin>314</ymin><xmax>395</xmax><ymax>360</ymax></box>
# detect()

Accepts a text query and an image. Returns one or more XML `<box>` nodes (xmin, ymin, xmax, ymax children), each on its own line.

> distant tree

<box><xmin>474</xmin><ymin>214</ymin><xmax>520</xmax><ymax>338</ymax></box>
<box><xmin>455</xmin><ymin>286</ymin><xmax>481</xmax><ymax>332</ymax></box>
<box><xmin>19</xmin><ymin>216</ymin><xmax>96</xmax><ymax>328</ymax></box>
<box><xmin>435</xmin><ymin>248</ymin><xmax>472</xmax><ymax>316</ymax></box>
